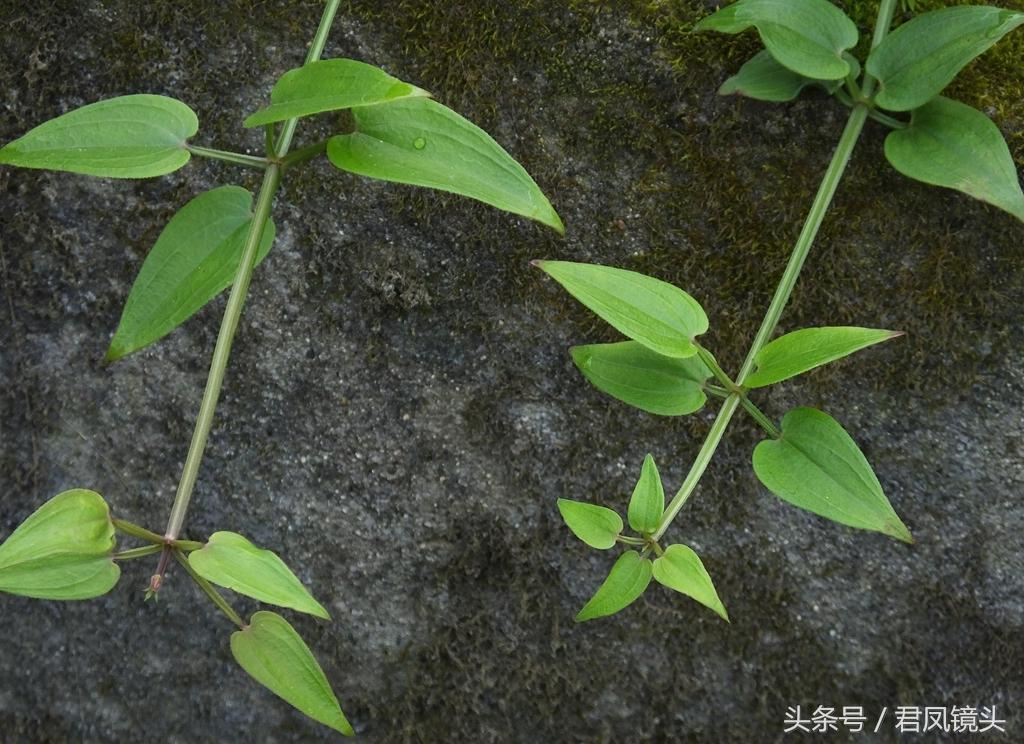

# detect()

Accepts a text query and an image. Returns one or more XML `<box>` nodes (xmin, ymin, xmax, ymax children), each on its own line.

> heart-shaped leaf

<box><xmin>752</xmin><ymin>407</ymin><xmax>913</xmax><ymax>543</ymax></box>
<box><xmin>0</xmin><ymin>489</ymin><xmax>119</xmax><ymax>600</ymax></box>
<box><xmin>107</xmin><ymin>186</ymin><xmax>276</xmax><ymax>361</ymax></box>
<box><xmin>535</xmin><ymin>261</ymin><xmax>708</xmax><ymax>359</ymax></box>
<box><xmin>231</xmin><ymin>611</ymin><xmax>353</xmax><ymax>736</ymax></box>
<box><xmin>866</xmin><ymin>6</ymin><xmax>1024</xmax><ymax>112</ymax></box>
<box><xmin>0</xmin><ymin>94</ymin><xmax>198</xmax><ymax>178</ymax></box>
<box><xmin>884</xmin><ymin>96</ymin><xmax>1024</xmax><ymax>223</ymax></box>
<box><xmin>557</xmin><ymin>499</ymin><xmax>622</xmax><ymax>550</ymax></box>
<box><xmin>745</xmin><ymin>326</ymin><xmax>902</xmax><ymax>388</ymax></box>
<box><xmin>576</xmin><ymin>550</ymin><xmax>652</xmax><ymax>622</ymax></box>
<box><xmin>696</xmin><ymin>0</ymin><xmax>858</xmax><ymax>81</ymax></box>
<box><xmin>571</xmin><ymin>341</ymin><xmax>710</xmax><ymax>416</ymax></box>
<box><xmin>627</xmin><ymin>454</ymin><xmax>665</xmax><ymax>535</ymax></box>
<box><xmin>189</xmin><ymin>531</ymin><xmax>329</xmax><ymax>619</ymax></box>
<box><xmin>719</xmin><ymin>49</ymin><xmax>853</xmax><ymax>102</ymax></box>
<box><xmin>244</xmin><ymin>58</ymin><xmax>430</xmax><ymax>127</ymax></box>
<box><xmin>652</xmin><ymin>544</ymin><xmax>729</xmax><ymax>621</ymax></box>
<box><xmin>327</xmin><ymin>97</ymin><xmax>563</xmax><ymax>233</ymax></box>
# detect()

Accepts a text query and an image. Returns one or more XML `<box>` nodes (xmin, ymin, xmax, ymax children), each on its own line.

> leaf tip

<box><xmin>104</xmin><ymin>342</ymin><xmax>126</xmax><ymax>364</ymax></box>
<box><xmin>544</xmin><ymin>209</ymin><xmax>566</xmax><ymax>235</ymax></box>
<box><xmin>891</xmin><ymin>522</ymin><xmax>915</xmax><ymax>545</ymax></box>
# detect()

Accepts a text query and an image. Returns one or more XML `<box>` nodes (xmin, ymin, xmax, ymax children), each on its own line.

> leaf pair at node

<box><xmin>188</xmin><ymin>532</ymin><xmax>351</xmax><ymax>736</ymax></box>
<box><xmin>536</xmin><ymin>260</ymin><xmax>912</xmax><ymax>578</ymax></box>
<box><xmin>0</xmin><ymin>490</ymin><xmax>352</xmax><ymax>735</ymax></box>
<box><xmin>704</xmin><ymin>0</ymin><xmax>1024</xmax><ymax>222</ymax></box>
<box><xmin>0</xmin><ymin>58</ymin><xmax>563</xmax><ymax>361</ymax></box>
<box><xmin>559</xmin><ymin>455</ymin><xmax>728</xmax><ymax>622</ymax></box>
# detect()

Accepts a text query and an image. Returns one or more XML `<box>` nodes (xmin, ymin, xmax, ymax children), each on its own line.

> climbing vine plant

<box><xmin>0</xmin><ymin>0</ymin><xmax>560</xmax><ymax>735</ymax></box>
<box><xmin>538</xmin><ymin>0</ymin><xmax>1024</xmax><ymax>622</ymax></box>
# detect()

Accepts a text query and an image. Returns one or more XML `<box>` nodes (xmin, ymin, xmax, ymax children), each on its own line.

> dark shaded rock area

<box><xmin>2</xmin><ymin>1</ymin><xmax>1023</xmax><ymax>741</ymax></box>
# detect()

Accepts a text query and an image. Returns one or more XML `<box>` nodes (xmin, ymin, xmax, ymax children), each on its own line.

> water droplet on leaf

<box><xmin>413</xmin><ymin>137</ymin><xmax>426</xmax><ymax>150</ymax></box>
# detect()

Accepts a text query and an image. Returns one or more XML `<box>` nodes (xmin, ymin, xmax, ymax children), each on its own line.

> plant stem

<box><xmin>652</xmin><ymin>1</ymin><xmax>902</xmax><ymax>543</ymax></box>
<box><xmin>734</xmin><ymin>105</ymin><xmax>869</xmax><ymax>384</ymax></box>
<box><xmin>172</xmin><ymin>550</ymin><xmax>245</xmax><ymax>628</ymax></box>
<box><xmin>186</xmin><ymin>145</ymin><xmax>269</xmax><ymax>170</ymax></box>
<box><xmin>114</xmin><ymin>544</ymin><xmax>164</xmax><ymax>560</ymax></box>
<box><xmin>153</xmin><ymin>0</ymin><xmax>342</xmax><ymax>589</ymax></box>
<box><xmin>113</xmin><ymin>518</ymin><xmax>165</xmax><ymax>545</ymax></box>
<box><xmin>653</xmin><ymin>394</ymin><xmax>741</xmax><ymax>541</ymax></box>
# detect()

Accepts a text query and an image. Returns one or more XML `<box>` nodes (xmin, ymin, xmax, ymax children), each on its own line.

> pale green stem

<box><xmin>155</xmin><ymin>0</ymin><xmax>343</xmax><ymax>584</ymax></box>
<box><xmin>186</xmin><ymin>145</ymin><xmax>269</xmax><ymax>170</ymax></box>
<box><xmin>653</xmin><ymin>394</ymin><xmax>742</xmax><ymax>541</ymax></box>
<box><xmin>172</xmin><ymin>550</ymin><xmax>245</xmax><ymax>628</ymax></box>
<box><xmin>652</xmin><ymin>1</ymin><xmax>900</xmax><ymax>543</ymax></box>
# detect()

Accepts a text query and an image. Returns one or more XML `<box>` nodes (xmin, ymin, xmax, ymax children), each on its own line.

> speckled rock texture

<box><xmin>1</xmin><ymin>1</ymin><xmax>1023</xmax><ymax>742</ymax></box>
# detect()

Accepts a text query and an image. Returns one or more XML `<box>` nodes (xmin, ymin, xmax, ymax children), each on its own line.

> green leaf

<box><xmin>866</xmin><ymin>6</ymin><xmax>1024</xmax><ymax>112</ymax></box>
<box><xmin>0</xmin><ymin>489</ymin><xmax>119</xmax><ymax>600</ymax></box>
<box><xmin>0</xmin><ymin>94</ymin><xmax>198</xmax><ymax>178</ymax></box>
<box><xmin>557</xmin><ymin>499</ymin><xmax>622</xmax><ymax>550</ymax></box>
<box><xmin>627</xmin><ymin>454</ymin><xmax>665</xmax><ymax>535</ymax></box>
<box><xmin>695</xmin><ymin>0</ymin><xmax>858</xmax><ymax>81</ymax></box>
<box><xmin>652</xmin><ymin>544</ymin><xmax>729</xmax><ymax>621</ymax></box>
<box><xmin>719</xmin><ymin>49</ymin><xmax>852</xmax><ymax>102</ymax></box>
<box><xmin>231</xmin><ymin>611</ymin><xmax>353</xmax><ymax>736</ymax></box>
<box><xmin>884</xmin><ymin>96</ymin><xmax>1024</xmax><ymax>222</ymax></box>
<box><xmin>535</xmin><ymin>261</ymin><xmax>708</xmax><ymax>359</ymax></box>
<box><xmin>326</xmin><ymin>97</ymin><xmax>562</xmax><ymax>233</ymax></box>
<box><xmin>752</xmin><ymin>407</ymin><xmax>913</xmax><ymax>543</ymax></box>
<box><xmin>571</xmin><ymin>341</ymin><xmax>710</xmax><ymax>416</ymax></box>
<box><xmin>189</xmin><ymin>532</ymin><xmax>329</xmax><ymax>619</ymax></box>
<box><xmin>244</xmin><ymin>58</ymin><xmax>430</xmax><ymax>128</ymax></box>
<box><xmin>745</xmin><ymin>326</ymin><xmax>902</xmax><ymax>388</ymax></box>
<box><xmin>107</xmin><ymin>186</ymin><xmax>276</xmax><ymax>361</ymax></box>
<box><xmin>575</xmin><ymin>551</ymin><xmax>652</xmax><ymax>622</ymax></box>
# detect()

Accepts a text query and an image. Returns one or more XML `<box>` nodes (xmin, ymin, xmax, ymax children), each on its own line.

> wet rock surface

<box><xmin>1</xmin><ymin>1</ymin><xmax>1023</xmax><ymax>741</ymax></box>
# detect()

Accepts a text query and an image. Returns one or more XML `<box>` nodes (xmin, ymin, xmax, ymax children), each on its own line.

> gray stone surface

<box><xmin>1</xmin><ymin>1</ymin><xmax>1023</xmax><ymax>742</ymax></box>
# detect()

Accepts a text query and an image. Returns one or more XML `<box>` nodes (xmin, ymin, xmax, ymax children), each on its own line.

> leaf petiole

<box><xmin>738</xmin><ymin>395</ymin><xmax>781</xmax><ymax>439</ymax></box>
<box><xmin>112</xmin><ymin>518</ymin><xmax>165</xmax><ymax>545</ymax></box>
<box><xmin>113</xmin><ymin>544</ymin><xmax>164</xmax><ymax>560</ymax></box>
<box><xmin>834</xmin><ymin>89</ymin><xmax>908</xmax><ymax>129</ymax></box>
<box><xmin>279</xmin><ymin>140</ymin><xmax>328</xmax><ymax>170</ymax></box>
<box><xmin>617</xmin><ymin>535</ymin><xmax>645</xmax><ymax>546</ymax></box>
<box><xmin>172</xmin><ymin>549</ymin><xmax>245</xmax><ymax>628</ymax></box>
<box><xmin>265</xmin><ymin>124</ymin><xmax>278</xmax><ymax>158</ymax></box>
<box><xmin>693</xmin><ymin>344</ymin><xmax>779</xmax><ymax>436</ymax></box>
<box><xmin>185</xmin><ymin>144</ymin><xmax>269</xmax><ymax>170</ymax></box>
